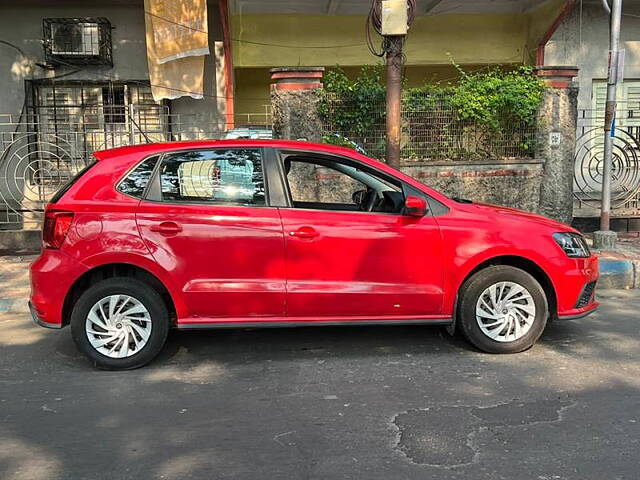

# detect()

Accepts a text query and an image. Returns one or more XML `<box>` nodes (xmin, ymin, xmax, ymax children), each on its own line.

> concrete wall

<box><xmin>545</xmin><ymin>1</ymin><xmax>640</xmax><ymax>111</ymax></box>
<box><xmin>403</xmin><ymin>161</ymin><xmax>544</xmax><ymax>213</ymax></box>
<box><xmin>0</xmin><ymin>0</ymin><xmax>225</xmax><ymax>120</ymax></box>
<box><xmin>0</xmin><ymin>2</ymin><xmax>148</xmax><ymax>115</ymax></box>
<box><xmin>0</xmin><ymin>0</ymin><xmax>227</xmax><ymax>230</ymax></box>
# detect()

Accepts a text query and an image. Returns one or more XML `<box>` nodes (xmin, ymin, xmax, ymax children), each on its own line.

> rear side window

<box><xmin>50</xmin><ymin>160</ymin><xmax>97</xmax><ymax>204</ymax></box>
<box><xmin>159</xmin><ymin>149</ymin><xmax>265</xmax><ymax>206</ymax></box>
<box><xmin>117</xmin><ymin>155</ymin><xmax>159</xmax><ymax>198</ymax></box>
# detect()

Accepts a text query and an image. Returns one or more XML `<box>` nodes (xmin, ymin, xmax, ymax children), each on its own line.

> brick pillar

<box><xmin>535</xmin><ymin>66</ymin><xmax>579</xmax><ymax>224</ymax></box>
<box><xmin>270</xmin><ymin>67</ymin><xmax>325</xmax><ymax>142</ymax></box>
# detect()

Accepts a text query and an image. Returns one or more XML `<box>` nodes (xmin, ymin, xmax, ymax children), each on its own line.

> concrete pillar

<box><xmin>270</xmin><ymin>67</ymin><xmax>324</xmax><ymax>142</ymax></box>
<box><xmin>535</xmin><ymin>66</ymin><xmax>579</xmax><ymax>224</ymax></box>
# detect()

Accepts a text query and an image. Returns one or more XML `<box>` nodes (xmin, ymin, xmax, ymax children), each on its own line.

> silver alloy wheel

<box><xmin>475</xmin><ymin>281</ymin><xmax>536</xmax><ymax>343</ymax></box>
<box><xmin>85</xmin><ymin>295</ymin><xmax>152</xmax><ymax>358</ymax></box>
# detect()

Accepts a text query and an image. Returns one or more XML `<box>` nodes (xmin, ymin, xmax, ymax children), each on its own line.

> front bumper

<box><xmin>553</xmin><ymin>254</ymin><xmax>599</xmax><ymax>318</ymax></box>
<box><xmin>556</xmin><ymin>301</ymin><xmax>599</xmax><ymax>320</ymax></box>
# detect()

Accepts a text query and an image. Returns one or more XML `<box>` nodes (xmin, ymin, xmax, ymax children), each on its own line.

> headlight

<box><xmin>553</xmin><ymin>232</ymin><xmax>591</xmax><ymax>258</ymax></box>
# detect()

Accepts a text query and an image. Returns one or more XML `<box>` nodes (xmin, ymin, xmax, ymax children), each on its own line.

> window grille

<box><xmin>43</xmin><ymin>18</ymin><xmax>113</xmax><ymax>66</ymax></box>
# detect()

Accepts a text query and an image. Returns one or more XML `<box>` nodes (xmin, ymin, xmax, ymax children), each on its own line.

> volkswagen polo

<box><xmin>30</xmin><ymin>140</ymin><xmax>599</xmax><ymax>369</ymax></box>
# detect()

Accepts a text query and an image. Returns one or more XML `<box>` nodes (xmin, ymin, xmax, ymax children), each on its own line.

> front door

<box><xmin>136</xmin><ymin>148</ymin><xmax>286</xmax><ymax>321</ymax></box>
<box><xmin>278</xmin><ymin>153</ymin><xmax>444</xmax><ymax>319</ymax></box>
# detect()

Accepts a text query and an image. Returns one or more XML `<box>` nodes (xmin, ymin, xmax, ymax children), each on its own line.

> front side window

<box><xmin>160</xmin><ymin>149</ymin><xmax>265</xmax><ymax>205</ymax></box>
<box><xmin>117</xmin><ymin>155</ymin><xmax>159</xmax><ymax>198</ymax></box>
<box><xmin>284</xmin><ymin>156</ymin><xmax>404</xmax><ymax>213</ymax></box>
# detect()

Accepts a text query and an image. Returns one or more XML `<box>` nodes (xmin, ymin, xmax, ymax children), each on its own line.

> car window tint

<box><xmin>284</xmin><ymin>157</ymin><xmax>403</xmax><ymax>213</ymax></box>
<box><xmin>160</xmin><ymin>149</ymin><xmax>265</xmax><ymax>206</ymax></box>
<box><xmin>117</xmin><ymin>155</ymin><xmax>159</xmax><ymax>198</ymax></box>
<box><xmin>288</xmin><ymin>161</ymin><xmax>364</xmax><ymax>205</ymax></box>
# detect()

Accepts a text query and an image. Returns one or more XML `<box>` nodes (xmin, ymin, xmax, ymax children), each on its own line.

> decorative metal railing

<box><xmin>0</xmin><ymin>106</ymin><xmax>232</xmax><ymax>227</ymax></box>
<box><xmin>574</xmin><ymin>105</ymin><xmax>640</xmax><ymax>217</ymax></box>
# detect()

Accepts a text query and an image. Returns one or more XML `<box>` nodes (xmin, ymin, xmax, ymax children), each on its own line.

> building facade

<box><xmin>0</xmin><ymin>0</ymin><xmax>577</xmax><ymax>230</ymax></box>
<box><xmin>542</xmin><ymin>0</ymin><xmax>640</xmax><ymax>224</ymax></box>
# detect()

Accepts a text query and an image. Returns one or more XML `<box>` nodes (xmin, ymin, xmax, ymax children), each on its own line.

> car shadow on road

<box><xmin>155</xmin><ymin>322</ymin><xmax>469</xmax><ymax>367</ymax></box>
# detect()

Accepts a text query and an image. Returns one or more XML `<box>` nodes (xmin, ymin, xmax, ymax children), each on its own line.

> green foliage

<box><xmin>319</xmin><ymin>66</ymin><xmax>386</xmax><ymax>138</ymax></box>
<box><xmin>318</xmin><ymin>64</ymin><xmax>545</xmax><ymax>160</ymax></box>
<box><xmin>449</xmin><ymin>66</ymin><xmax>544</xmax><ymax>131</ymax></box>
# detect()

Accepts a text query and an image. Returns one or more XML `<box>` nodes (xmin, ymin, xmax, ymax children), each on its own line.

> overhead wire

<box><xmin>145</xmin><ymin>10</ymin><xmax>364</xmax><ymax>49</ymax></box>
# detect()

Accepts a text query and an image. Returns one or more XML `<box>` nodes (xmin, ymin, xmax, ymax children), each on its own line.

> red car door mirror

<box><xmin>404</xmin><ymin>195</ymin><xmax>428</xmax><ymax>217</ymax></box>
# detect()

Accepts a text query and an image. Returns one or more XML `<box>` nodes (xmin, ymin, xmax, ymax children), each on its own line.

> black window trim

<box><xmin>276</xmin><ymin>148</ymin><xmax>410</xmax><ymax>216</ymax></box>
<box><xmin>141</xmin><ymin>146</ymin><xmax>271</xmax><ymax>208</ymax></box>
<box><xmin>115</xmin><ymin>154</ymin><xmax>161</xmax><ymax>201</ymax></box>
<box><xmin>276</xmin><ymin>148</ymin><xmax>449</xmax><ymax>217</ymax></box>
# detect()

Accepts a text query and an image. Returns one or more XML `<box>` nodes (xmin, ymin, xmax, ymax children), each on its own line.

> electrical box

<box><xmin>381</xmin><ymin>0</ymin><xmax>408</xmax><ymax>36</ymax></box>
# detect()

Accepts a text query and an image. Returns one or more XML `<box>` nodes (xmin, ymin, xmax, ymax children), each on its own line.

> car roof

<box><xmin>92</xmin><ymin>139</ymin><xmax>364</xmax><ymax>162</ymax></box>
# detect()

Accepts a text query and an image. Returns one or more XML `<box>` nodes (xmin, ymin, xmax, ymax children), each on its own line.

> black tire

<box><xmin>457</xmin><ymin>265</ymin><xmax>548</xmax><ymax>354</ymax></box>
<box><xmin>70</xmin><ymin>277</ymin><xmax>169</xmax><ymax>370</ymax></box>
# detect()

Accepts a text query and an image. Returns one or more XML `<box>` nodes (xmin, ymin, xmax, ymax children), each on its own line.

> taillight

<box><xmin>43</xmin><ymin>211</ymin><xmax>74</xmax><ymax>249</ymax></box>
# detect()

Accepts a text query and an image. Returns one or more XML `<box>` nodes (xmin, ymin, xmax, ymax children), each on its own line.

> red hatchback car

<box><xmin>30</xmin><ymin>140</ymin><xmax>598</xmax><ymax>369</ymax></box>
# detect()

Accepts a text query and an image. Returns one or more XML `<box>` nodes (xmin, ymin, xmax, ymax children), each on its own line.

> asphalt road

<box><xmin>1</xmin><ymin>290</ymin><xmax>639</xmax><ymax>480</ymax></box>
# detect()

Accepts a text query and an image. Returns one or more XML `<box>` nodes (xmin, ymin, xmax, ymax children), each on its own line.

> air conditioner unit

<box><xmin>43</xmin><ymin>18</ymin><xmax>113</xmax><ymax>66</ymax></box>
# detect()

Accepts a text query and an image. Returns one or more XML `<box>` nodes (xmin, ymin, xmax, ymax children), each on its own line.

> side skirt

<box><xmin>176</xmin><ymin>318</ymin><xmax>453</xmax><ymax>330</ymax></box>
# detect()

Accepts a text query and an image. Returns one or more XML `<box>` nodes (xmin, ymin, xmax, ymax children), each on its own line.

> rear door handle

<box><xmin>150</xmin><ymin>221</ymin><xmax>182</xmax><ymax>235</ymax></box>
<box><xmin>289</xmin><ymin>226</ymin><xmax>318</xmax><ymax>239</ymax></box>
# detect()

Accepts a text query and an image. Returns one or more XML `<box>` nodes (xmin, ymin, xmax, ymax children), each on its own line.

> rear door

<box><xmin>136</xmin><ymin>147</ymin><xmax>286</xmax><ymax>321</ymax></box>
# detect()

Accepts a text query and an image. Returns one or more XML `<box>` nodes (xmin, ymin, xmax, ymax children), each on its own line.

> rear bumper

<box><xmin>29</xmin><ymin>301</ymin><xmax>63</xmax><ymax>329</ymax></box>
<box><xmin>30</xmin><ymin>249</ymin><xmax>88</xmax><ymax>328</ymax></box>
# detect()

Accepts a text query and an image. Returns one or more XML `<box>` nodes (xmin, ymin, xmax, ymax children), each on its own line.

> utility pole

<box><xmin>385</xmin><ymin>36</ymin><xmax>403</xmax><ymax>168</ymax></box>
<box><xmin>366</xmin><ymin>0</ymin><xmax>415</xmax><ymax>169</ymax></box>
<box><xmin>595</xmin><ymin>0</ymin><xmax>623</xmax><ymax>249</ymax></box>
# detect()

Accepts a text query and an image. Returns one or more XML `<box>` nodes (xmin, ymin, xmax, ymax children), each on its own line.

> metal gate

<box><xmin>0</xmin><ymin>81</ymin><xmax>227</xmax><ymax>228</ymax></box>
<box><xmin>574</xmin><ymin>105</ymin><xmax>640</xmax><ymax>218</ymax></box>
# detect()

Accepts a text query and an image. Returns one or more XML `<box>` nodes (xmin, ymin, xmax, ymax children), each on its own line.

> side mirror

<box><xmin>403</xmin><ymin>195</ymin><xmax>428</xmax><ymax>217</ymax></box>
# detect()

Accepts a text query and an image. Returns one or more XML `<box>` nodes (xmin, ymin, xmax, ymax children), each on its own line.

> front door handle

<box><xmin>289</xmin><ymin>226</ymin><xmax>318</xmax><ymax>239</ymax></box>
<box><xmin>150</xmin><ymin>221</ymin><xmax>182</xmax><ymax>235</ymax></box>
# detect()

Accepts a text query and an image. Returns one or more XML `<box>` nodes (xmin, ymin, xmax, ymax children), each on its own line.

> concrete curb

<box><xmin>597</xmin><ymin>257</ymin><xmax>637</xmax><ymax>290</ymax></box>
<box><xmin>0</xmin><ymin>230</ymin><xmax>41</xmax><ymax>253</ymax></box>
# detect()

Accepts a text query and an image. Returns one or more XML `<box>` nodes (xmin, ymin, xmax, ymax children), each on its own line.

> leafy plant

<box><xmin>318</xmin><ymin>64</ymin><xmax>545</xmax><ymax>160</ymax></box>
<box><xmin>319</xmin><ymin>66</ymin><xmax>386</xmax><ymax>138</ymax></box>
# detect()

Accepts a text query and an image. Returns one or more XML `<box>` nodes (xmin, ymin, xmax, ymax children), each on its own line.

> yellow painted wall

<box><xmin>525</xmin><ymin>0</ymin><xmax>568</xmax><ymax>63</ymax></box>
<box><xmin>232</xmin><ymin>13</ymin><xmax>530</xmax><ymax>68</ymax></box>
<box><xmin>231</xmin><ymin>0</ymin><xmax>571</xmax><ymax>125</ymax></box>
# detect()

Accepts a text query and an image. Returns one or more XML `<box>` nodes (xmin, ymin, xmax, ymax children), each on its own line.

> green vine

<box><xmin>318</xmin><ymin>64</ymin><xmax>545</xmax><ymax>160</ymax></box>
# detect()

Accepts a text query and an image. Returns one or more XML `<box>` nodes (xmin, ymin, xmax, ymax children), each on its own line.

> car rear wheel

<box><xmin>458</xmin><ymin>266</ymin><xmax>548</xmax><ymax>354</ymax></box>
<box><xmin>70</xmin><ymin>278</ymin><xmax>169</xmax><ymax>370</ymax></box>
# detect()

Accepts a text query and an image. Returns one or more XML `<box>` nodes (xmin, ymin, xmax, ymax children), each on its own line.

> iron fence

<box><xmin>0</xmin><ymin>106</ymin><xmax>259</xmax><ymax>228</ymax></box>
<box><xmin>573</xmin><ymin>104</ymin><xmax>640</xmax><ymax>217</ymax></box>
<box><xmin>320</xmin><ymin>92</ymin><xmax>538</xmax><ymax>161</ymax></box>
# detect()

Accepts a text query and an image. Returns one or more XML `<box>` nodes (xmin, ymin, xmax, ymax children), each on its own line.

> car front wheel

<box><xmin>458</xmin><ymin>265</ymin><xmax>548</xmax><ymax>354</ymax></box>
<box><xmin>70</xmin><ymin>277</ymin><xmax>169</xmax><ymax>370</ymax></box>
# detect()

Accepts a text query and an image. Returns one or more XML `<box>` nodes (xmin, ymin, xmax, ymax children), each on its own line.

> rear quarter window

<box><xmin>117</xmin><ymin>155</ymin><xmax>159</xmax><ymax>198</ymax></box>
